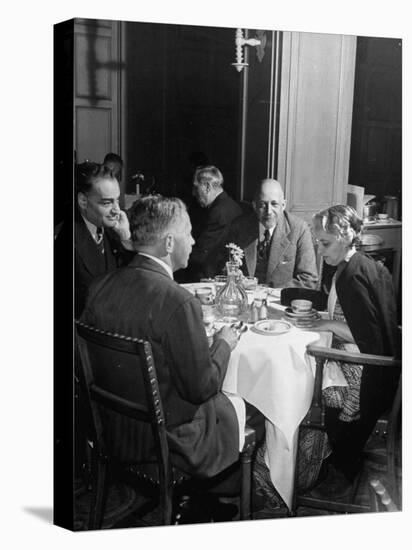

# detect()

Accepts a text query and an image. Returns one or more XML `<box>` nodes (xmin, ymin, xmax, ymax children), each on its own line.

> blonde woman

<box><xmin>311</xmin><ymin>205</ymin><xmax>400</xmax><ymax>489</ymax></box>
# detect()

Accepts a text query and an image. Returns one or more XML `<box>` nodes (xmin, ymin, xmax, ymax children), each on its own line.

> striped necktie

<box><xmin>257</xmin><ymin>229</ymin><xmax>271</xmax><ymax>261</ymax></box>
<box><xmin>96</xmin><ymin>227</ymin><xmax>104</xmax><ymax>254</ymax></box>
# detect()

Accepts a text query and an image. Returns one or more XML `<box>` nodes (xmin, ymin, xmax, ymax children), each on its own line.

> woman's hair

<box><xmin>129</xmin><ymin>195</ymin><xmax>187</xmax><ymax>246</ymax></box>
<box><xmin>312</xmin><ymin>204</ymin><xmax>363</xmax><ymax>247</ymax></box>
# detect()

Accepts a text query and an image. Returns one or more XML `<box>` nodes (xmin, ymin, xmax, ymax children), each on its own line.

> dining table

<box><xmin>181</xmin><ymin>282</ymin><xmax>347</xmax><ymax>511</ymax></box>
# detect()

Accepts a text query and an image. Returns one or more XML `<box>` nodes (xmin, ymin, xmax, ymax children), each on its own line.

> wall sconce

<box><xmin>232</xmin><ymin>28</ymin><xmax>267</xmax><ymax>72</ymax></box>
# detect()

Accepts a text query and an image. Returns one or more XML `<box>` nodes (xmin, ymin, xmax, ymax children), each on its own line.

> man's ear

<box><xmin>165</xmin><ymin>233</ymin><xmax>174</xmax><ymax>254</ymax></box>
<box><xmin>77</xmin><ymin>192</ymin><xmax>87</xmax><ymax>211</ymax></box>
<box><xmin>282</xmin><ymin>198</ymin><xmax>287</xmax><ymax>211</ymax></box>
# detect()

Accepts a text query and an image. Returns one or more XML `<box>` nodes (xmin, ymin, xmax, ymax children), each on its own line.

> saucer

<box><xmin>283</xmin><ymin>317</ymin><xmax>318</xmax><ymax>328</ymax></box>
<box><xmin>284</xmin><ymin>307</ymin><xmax>318</xmax><ymax>318</ymax></box>
<box><xmin>252</xmin><ymin>320</ymin><xmax>292</xmax><ymax>336</ymax></box>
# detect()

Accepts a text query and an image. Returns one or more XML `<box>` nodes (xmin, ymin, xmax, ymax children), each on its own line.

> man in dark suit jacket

<box><xmin>81</xmin><ymin>195</ymin><xmax>243</xmax><ymax>479</ymax></box>
<box><xmin>182</xmin><ymin>165</ymin><xmax>242</xmax><ymax>281</ymax></box>
<box><xmin>70</xmin><ymin>162</ymin><xmax>135</xmax><ymax>317</ymax></box>
<box><xmin>218</xmin><ymin>179</ymin><xmax>318</xmax><ymax>289</ymax></box>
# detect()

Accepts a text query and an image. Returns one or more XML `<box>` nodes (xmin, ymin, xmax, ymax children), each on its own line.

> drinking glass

<box><xmin>214</xmin><ymin>275</ymin><xmax>227</xmax><ymax>293</ymax></box>
<box><xmin>241</xmin><ymin>276</ymin><xmax>258</xmax><ymax>305</ymax></box>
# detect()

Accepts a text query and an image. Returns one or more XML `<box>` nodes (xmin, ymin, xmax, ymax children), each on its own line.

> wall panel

<box><xmin>73</xmin><ymin>18</ymin><xmax>120</xmax><ymax>167</ymax></box>
<box><xmin>278</xmin><ymin>32</ymin><xmax>357</xmax><ymax>222</ymax></box>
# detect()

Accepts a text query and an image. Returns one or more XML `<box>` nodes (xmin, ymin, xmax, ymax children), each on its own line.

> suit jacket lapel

<box><xmin>267</xmin><ymin>215</ymin><xmax>291</xmax><ymax>278</ymax></box>
<box><xmin>75</xmin><ymin>217</ymin><xmax>106</xmax><ymax>277</ymax></box>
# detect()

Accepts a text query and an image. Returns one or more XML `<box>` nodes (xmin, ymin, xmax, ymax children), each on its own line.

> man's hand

<box><xmin>214</xmin><ymin>325</ymin><xmax>239</xmax><ymax>351</ymax></box>
<box><xmin>112</xmin><ymin>210</ymin><xmax>131</xmax><ymax>241</ymax></box>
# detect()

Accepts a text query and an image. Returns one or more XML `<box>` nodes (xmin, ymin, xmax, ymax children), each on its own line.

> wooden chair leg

<box><xmin>159</xmin><ymin>481</ymin><xmax>173</xmax><ymax>525</ymax></box>
<box><xmin>88</xmin><ymin>457</ymin><xmax>108</xmax><ymax>530</ymax></box>
<box><xmin>240</xmin><ymin>436</ymin><xmax>256</xmax><ymax>520</ymax></box>
<box><xmin>240</xmin><ymin>452</ymin><xmax>252</xmax><ymax>520</ymax></box>
<box><xmin>238</xmin><ymin>426</ymin><xmax>256</xmax><ymax>520</ymax></box>
<box><xmin>386</xmin><ymin>416</ymin><xmax>400</xmax><ymax>506</ymax></box>
<box><xmin>289</xmin><ymin>425</ymin><xmax>303</xmax><ymax>517</ymax></box>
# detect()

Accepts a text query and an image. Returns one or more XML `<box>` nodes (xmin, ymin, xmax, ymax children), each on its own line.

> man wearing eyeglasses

<box><xmin>219</xmin><ymin>178</ymin><xmax>318</xmax><ymax>289</ymax></box>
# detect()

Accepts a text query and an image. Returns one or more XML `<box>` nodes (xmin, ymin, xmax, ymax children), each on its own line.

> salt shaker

<box><xmin>250</xmin><ymin>301</ymin><xmax>259</xmax><ymax>323</ymax></box>
<box><xmin>258</xmin><ymin>299</ymin><xmax>268</xmax><ymax>320</ymax></box>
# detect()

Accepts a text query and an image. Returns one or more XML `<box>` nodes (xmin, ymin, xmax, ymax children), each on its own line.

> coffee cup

<box><xmin>291</xmin><ymin>299</ymin><xmax>313</xmax><ymax>313</ymax></box>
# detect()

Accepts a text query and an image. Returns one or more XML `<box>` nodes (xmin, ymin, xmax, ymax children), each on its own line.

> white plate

<box><xmin>181</xmin><ymin>282</ymin><xmax>215</xmax><ymax>294</ymax></box>
<box><xmin>252</xmin><ymin>320</ymin><xmax>292</xmax><ymax>336</ymax></box>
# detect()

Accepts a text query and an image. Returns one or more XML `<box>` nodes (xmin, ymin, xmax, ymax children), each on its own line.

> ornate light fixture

<box><xmin>231</xmin><ymin>28</ymin><xmax>267</xmax><ymax>72</ymax></box>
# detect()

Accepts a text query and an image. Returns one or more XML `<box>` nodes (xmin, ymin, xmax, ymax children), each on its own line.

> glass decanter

<box><xmin>215</xmin><ymin>261</ymin><xmax>248</xmax><ymax>317</ymax></box>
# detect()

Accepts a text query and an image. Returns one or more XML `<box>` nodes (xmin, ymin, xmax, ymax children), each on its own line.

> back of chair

<box><xmin>75</xmin><ymin>321</ymin><xmax>170</xmax><ymax>483</ymax></box>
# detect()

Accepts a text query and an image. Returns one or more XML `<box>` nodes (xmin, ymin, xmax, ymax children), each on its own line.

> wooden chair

<box><xmin>75</xmin><ymin>321</ymin><xmax>256</xmax><ymax>529</ymax></box>
<box><xmin>291</xmin><ymin>344</ymin><xmax>401</xmax><ymax>515</ymax></box>
<box><xmin>368</xmin><ymin>477</ymin><xmax>399</xmax><ymax>512</ymax></box>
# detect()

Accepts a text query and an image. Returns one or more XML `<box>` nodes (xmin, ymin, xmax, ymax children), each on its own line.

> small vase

<box><xmin>216</xmin><ymin>261</ymin><xmax>248</xmax><ymax>317</ymax></box>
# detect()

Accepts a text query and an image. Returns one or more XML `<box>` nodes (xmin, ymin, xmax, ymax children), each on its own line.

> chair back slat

<box><xmin>90</xmin><ymin>385</ymin><xmax>150</xmax><ymax>421</ymax></box>
<box><xmin>75</xmin><ymin>321</ymin><xmax>170</xmax><ymax>476</ymax></box>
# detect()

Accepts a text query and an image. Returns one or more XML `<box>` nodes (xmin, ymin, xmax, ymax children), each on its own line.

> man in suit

<box><xmin>182</xmin><ymin>165</ymin><xmax>242</xmax><ymax>281</ymax></box>
<box><xmin>220</xmin><ymin>178</ymin><xmax>318</xmax><ymax>288</ymax></box>
<box><xmin>73</xmin><ymin>162</ymin><xmax>134</xmax><ymax>316</ymax></box>
<box><xmin>81</xmin><ymin>195</ymin><xmax>245</xmax><ymax>481</ymax></box>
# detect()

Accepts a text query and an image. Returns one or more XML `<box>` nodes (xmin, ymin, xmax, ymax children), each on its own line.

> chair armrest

<box><xmin>302</xmin><ymin>343</ymin><xmax>400</xmax><ymax>430</ymax></box>
<box><xmin>306</xmin><ymin>344</ymin><xmax>401</xmax><ymax>368</ymax></box>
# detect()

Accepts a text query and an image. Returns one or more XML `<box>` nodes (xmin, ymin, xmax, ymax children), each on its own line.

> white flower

<box><xmin>225</xmin><ymin>242</ymin><xmax>244</xmax><ymax>266</ymax></box>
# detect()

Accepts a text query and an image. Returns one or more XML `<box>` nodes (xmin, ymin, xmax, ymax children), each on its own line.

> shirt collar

<box><xmin>258</xmin><ymin>223</ymin><xmax>275</xmax><ymax>240</ymax></box>
<box><xmin>344</xmin><ymin>248</ymin><xmax>357</xmax><ymax>262</ymax></box>
<box><xmin>138</xmin><ymin>252</ymin><xmax>174</xmax><ymax>279</ymax></box>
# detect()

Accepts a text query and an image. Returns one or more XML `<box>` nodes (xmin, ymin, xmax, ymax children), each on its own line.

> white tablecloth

<box><xmin>181</xmin><ymin>282</ymin><xmax>346</xmax><ymax>509</ymax></box>
<box><xmin>222</xmin><ymin>295</ymin><xmax>347</xmax><ymax>510</ymax></box>
<box><xmin>222</xmin><ymin>325</ymin><xmax>323</xmax><ymax>509</ymax></box>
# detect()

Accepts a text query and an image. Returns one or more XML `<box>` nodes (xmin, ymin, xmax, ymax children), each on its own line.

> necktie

<box><xmin>96</xmin><ymin>227</ymin><xmax>104</xmax><ymax>254</ymax></box>
<box><xmin>257</xmin><ymin>229</ymin><xmax>271</xmax><ymax>261</ymax></box>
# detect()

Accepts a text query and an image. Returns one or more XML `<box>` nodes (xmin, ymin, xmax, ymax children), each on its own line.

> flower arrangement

<box><xmin>225</xmin><ymin>242</ymin><xmax>244</xmax><ymax>267</ymax></box>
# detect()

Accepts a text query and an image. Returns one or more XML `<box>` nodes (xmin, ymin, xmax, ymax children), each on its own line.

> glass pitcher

<box><xmin>215</xmin><ymin>261</ymin><xmax>248</xmax><ymax>317</ymax></box>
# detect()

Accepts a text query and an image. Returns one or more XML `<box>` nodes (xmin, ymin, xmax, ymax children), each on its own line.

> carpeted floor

<box><xmin>74</xmin><ymin>431</ymin><xmax>401</xmax><ymax>530</ymax></box>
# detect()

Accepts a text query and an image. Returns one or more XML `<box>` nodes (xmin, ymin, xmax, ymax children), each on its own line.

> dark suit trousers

<box><xmin>187</xmin><ymin>402</ymin><xmax>265</xmax><ymax>495</ymax></box>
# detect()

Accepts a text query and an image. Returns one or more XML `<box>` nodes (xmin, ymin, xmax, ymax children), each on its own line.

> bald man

<box><xmin>219</xmin><ymin>179</ymin><xmax>318</xmax><ymax>288</ymax></box>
